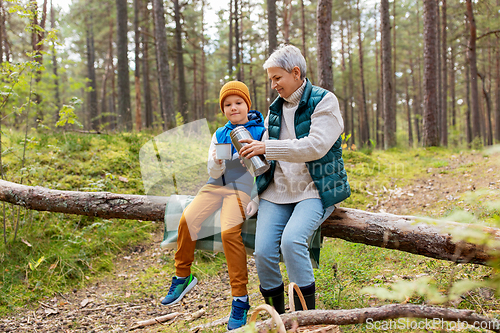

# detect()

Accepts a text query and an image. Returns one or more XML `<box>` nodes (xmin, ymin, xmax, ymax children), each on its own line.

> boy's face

<box><xmin>223</xmin><ymin>95</ymin><xmax>249</xmax><ymax>125</ymax></box>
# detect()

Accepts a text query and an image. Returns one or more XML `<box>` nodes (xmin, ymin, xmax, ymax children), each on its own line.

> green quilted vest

<box><xmin>256</xmin><ymin>79</ymin><xmax>351</xmax><ymax>209</ymax></box>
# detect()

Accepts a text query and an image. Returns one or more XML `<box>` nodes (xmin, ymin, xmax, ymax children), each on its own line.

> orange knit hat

<box><xmin>219</xmin><ymin>81</ymin><xmax>252</xmax><ymax>112</ymax></box>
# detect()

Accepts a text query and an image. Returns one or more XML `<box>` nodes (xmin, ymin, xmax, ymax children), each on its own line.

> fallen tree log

<box><xmin>233</xmin><ymin>304</ymin><xmax>500</xmax><ymax>333</ymax></box>
<box><xmin>1</xmin><ymin>179</ymin><xmax>499</xmax><ymax>265</ymax></box>
<box><xmin>0</xmin><ymin>179</ymin><xmax>166</xmax><ymax>221</ymax></box>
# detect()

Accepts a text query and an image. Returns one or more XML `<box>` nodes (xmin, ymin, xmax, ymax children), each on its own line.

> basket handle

<box><xmin>248</xmin><ymin>304</ymin><xmax>286</xmax><ymax>333</ymax></box>
<box><xmin>288</xmin><ymin>282</ymin><xmax>308</xmax><ymax>312</ymax></box>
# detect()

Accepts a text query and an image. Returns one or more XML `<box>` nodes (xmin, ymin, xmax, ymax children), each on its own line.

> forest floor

<box><xmin>2</xmin><ymin>149</ymin><xmax>500</xmax><ymax>333</ymax></box>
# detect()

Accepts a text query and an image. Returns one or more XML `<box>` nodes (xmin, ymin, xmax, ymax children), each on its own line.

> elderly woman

<box><xmin>239</xmin><ymin>45</ymin><xmax>350</xmax><ymax>313</ymax></box>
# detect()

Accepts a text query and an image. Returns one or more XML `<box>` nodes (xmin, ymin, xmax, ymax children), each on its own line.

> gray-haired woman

<box><xmin>239</xmin><ymin>45</ymin><xmax>350</xmax><ymax>313</ymax></box>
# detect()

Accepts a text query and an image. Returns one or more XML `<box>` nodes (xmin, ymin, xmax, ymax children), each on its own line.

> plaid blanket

<box><xmin>162</xmin><ymin>195</ymin><xmax>322</xmax><ymax>268</ymax></box>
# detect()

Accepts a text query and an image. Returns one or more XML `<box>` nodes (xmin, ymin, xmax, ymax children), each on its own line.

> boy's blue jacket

<box><xmin>207</xmin><ymin>110</ymin><xmax>266</xmax><ymax>195</ymax></box>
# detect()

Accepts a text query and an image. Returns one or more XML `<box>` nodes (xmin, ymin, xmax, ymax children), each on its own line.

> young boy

<box><xmin>161</xmin><ymin>81</ymin><xmax>265</xmax><ymax>330</ymax></box>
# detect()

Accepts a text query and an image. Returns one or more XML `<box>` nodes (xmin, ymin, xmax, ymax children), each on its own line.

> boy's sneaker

<box><xmin>227</xmin><ymin>298</ymin><xmax>250</xmax><ymax>330</ymax></box>
<box><xmin>161</xmin><ymin>274</ymin><xmax>198</xmax><ymax>306</ymax></box>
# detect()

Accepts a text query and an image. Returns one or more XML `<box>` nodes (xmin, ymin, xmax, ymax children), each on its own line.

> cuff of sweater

<box><xmin>264</xmin><ymin>140</ymin><xmax>289</xmax><ymax>160</ymax></box>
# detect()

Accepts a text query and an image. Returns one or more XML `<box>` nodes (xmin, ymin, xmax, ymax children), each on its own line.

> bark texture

<box><xmin>267</xmin><ymin>0</ymin><xmax>278</xmax><ymax>102</ymax></box>
<box><xmin>317</xmin><ymin>0</ymin><xmax>333</xmax><ymax>92</ymax></box>
<box><xmin>0</xmin><ymin>180</ymin><xmax>166</xmax><ymax>221</ymax></box>
<box><xmin>422</xmin><ymin>0</ymin><xmax>439</xmax><ymax>146</ymax></box>
<box><xmin>86</xmin><ymin>11</ymin><xmax>99</xmax><ymax>131</ymax></box>
<box><xmin>115</xmin><ymin>0</ymin><xmax>132</xmax><ymax>130</ymax></box>
<box><xmin>133</xmin><ymin>0</ymin><xmax>142</xmax><ymax>131</ymax></box>
<box><xmin>380</xmin><ymin>0</ymin><xmax>395</xmax><ymax>149</ymax></box>
<box><xmin>152</xmin><ymin>0</ymin><xmax>174</xmax><ymax>129</ymax></box>
<box><xmin>173</xmin><ymin>0</ymin><xmax>187</xmax><ymax>121</ymax></box>
<box><xmin>466</xmin><ymin>0</ymin><xmax>481</xmax><ymax>142</ymax></box>
<box><xmin>142</xmin><ymin>0</ymin><xmax>153</xmax><ymax>129</ymax></box>
<box><xmin>357</xmin><ymin>0</ymin><xmax>369</xmax><ymax>145</ymax></box>
<box><xmin>440</xmin><ymin>0</ymin><xmax>448</xmax><ymax>146</ymax></box>
<box><xmin>1</xmin><ymin>180</ymin><xmax>499</xmax><ymax>266</ymax></box>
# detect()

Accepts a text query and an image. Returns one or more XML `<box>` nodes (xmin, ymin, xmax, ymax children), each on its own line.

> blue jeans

<box><xmin>254</xmin><ymin>198</ymin><xmax>335</xmax><ymax>290</ymax></box>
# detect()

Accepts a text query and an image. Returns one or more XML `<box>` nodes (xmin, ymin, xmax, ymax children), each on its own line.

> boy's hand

<box><xmin>239</xmin><ymin>139</ymin><xmax>266</xmax><ymax>159</ymax></box>
<box><xmin>212</xmin><ymin>150</ymin><xmax>223</xmax><ymax>165</ymax></box>
<box><xmin>246</xmin><ymin>201</ymin><xmax>258</xmax><ymax>217</ymax></box>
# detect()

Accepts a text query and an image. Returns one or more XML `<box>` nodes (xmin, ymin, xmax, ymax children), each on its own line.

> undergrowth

<box><xmin>0</xmin><ymin>130</ymin><xmax>156</xmax><ymax>315</ymax></box>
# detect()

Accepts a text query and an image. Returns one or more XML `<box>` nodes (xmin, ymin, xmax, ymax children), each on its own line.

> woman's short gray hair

<box><xmin>263</xmin><ymin>45</ymin><xmax>307</xmax><ymax>80</ymax></box>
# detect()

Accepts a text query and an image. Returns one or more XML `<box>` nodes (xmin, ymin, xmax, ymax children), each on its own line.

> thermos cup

<box><xmin>230</xmin><ymin>126</ymin><xmax>270</xmax><ymax>177</ymax></box>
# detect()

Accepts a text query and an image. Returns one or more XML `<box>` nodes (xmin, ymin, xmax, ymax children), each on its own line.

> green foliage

<box><xmin>0</xmin><ymin>130</ymin><xmax>157</xmax><ymax>314</ymax></box>
<box><xmin>55</xmin><ymin>97</ymin><xmax>83</xmax><ymax>128</ymax></box>
<box><xmin>357</xmin><ymin>150</ymin><xmax>500</xmax><ymax>319</ymax></box>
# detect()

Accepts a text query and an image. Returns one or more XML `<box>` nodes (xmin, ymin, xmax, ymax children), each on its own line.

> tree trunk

<box><xmin>375</xmin><ymin>12</ymin><xmax>382</xmax><ymax>147</ymax></box>
<box><xmin>152</xmin><ymin>0</ymin><xmax>174</xmax><ymax>129</ymax></box>
<box><xmin>1</xmin><ymin>0</ymin><xmax>8</xmax><ymax>63</ymax></box>
<box><xmin>357</xmin><ymin>0</ymin><xmax>369</xmax><ymax>145</ymax></box>
<box><xmin>450</xmin><ymin>41</ymin><xmax>456</xmax><ymax>129</ymax></box>
<box><xmin>317</xmin><ymin>0</ymin><xmax>333</xmax><ymax>92</ymax></box>
<box><xmin>415</xmin><ymin>0</ymin><xmax>423</xmax><ymax>143</ymax></box>
<box><xmin>381</xmin><ymin>0</ymin><xmax>395</xmax><ymax>149</ymax></box>
<box><xmin>340</xmin><ymin>19</ymin><xmax>349</xmax><ymax>138</ymax></box>
<box><xmin>173</xmin><ymin>0</ymin><xmax>187</xmax><ymax>122</ymax></box>
<box><xmin>228</xmin><ymin>0</ymin><xmax>233</xmax><ymax>77</ymax></box>
<box><xmin>347</xmin><ymin>19</ymin><xmax>355</xmax><ymax>145</ymax></box>
<box><xmin>466</xmin><ymin>60</ymin><xmax>472</xmax><ymax>145</ymax></box>
<box><xmin>235</xmin><ymin>0</ymin><xmax>241</xmax><ymax>81</ymax></box>
<box><xmin>422</xmin><ymin>0</ymin><xmax>439</xmax><ymax>146</ymax></box>
<box><xmin>99</xmin><ymin>15</ymin><xmax>113</xmax><ymax>130</ymax></box>
<box><xmin>86</xmin><ymin>10</ymin><xmax>99</xmax><ymax>131</ymax></box>
<box><xmin>405</xmin><ymin>75</ymin><xmax>413</xmax><ymax>146</ymax></box>
<box><xmin>201</xmin><ymin>0</ymin><xmax>207</xmax><ymax>121</ymax></box>
<box><xmin>1</xmin><ymin>180</ymin><xmax>500</xmax><ymax>266</ymax></box>
<box><xmin>0</xmin><ymin>0</ymin><xmax>3</xmax><ymax>62</ymax></box>
<box><xmin>283</xmin><ymin>0</ymin><xmax>291</xmax><ymax>44</ymax></box>
<box><xmin>496</xmin><ymin>20</ymin><xmax>500</xmax><ymax>143</ymax></box>
<box><xmin>392</xmin><ymin>0</ymin><xmax>397</xmax><ymax>137</ymax></box>
<box><xmin>436</xmin><ymin>2</ymin><xmax>442</xmax><ymax>141</ymax></box>
<box><xmin>301</xmin><ymin>0</ymin><xmax>307</xmax><ymax>61</ymax></box>
<box><xmin>134</xmin><ymin>0</ymin><xmax>142</xmax><ymax>131</ymax></box>
<box><xmin>116</xmin><ymin>0</ymin><xmax>132</xmax><ymax>131</ymax></box>
<box><xmin>142</xmin><ymin>0</ymin><xmax>153</xmax><ymax>129</ymax></box>
<box><xmin>32</xmin><ymin>0</ymin><xmax>48</xmax><ymax>123</ymax></box>
<box><xmin>193</xmin><ymin>52</ymin><xmax>199</xmax><ymax>120</ymax></box>
<box><xmin>466</xmin><ymin>0</ymin><xmax>481</xmax><ymax>142</ymax></box>
<box><xmin>267</xmin><ymin>0</ymin><xmax>278</xmax><ymax>102</ymax></box>
<box><xmin>50</xmin><ymin>0</ymin><xmax>60</xmax><ymax>118</ymax></box>
<box><xmin>479</xmin><ymin>73</ymin><xmax>493</xmax><ymax>146</ymax></box>
<box><xmin>409</xmin><ymin>55</ymin><xmax>420</xmax><ymax>144</ymax></box>
<box><xmin>440</xmin><ymin>0</ymin><xmax>448</xmax><ymax>146</ymax></box>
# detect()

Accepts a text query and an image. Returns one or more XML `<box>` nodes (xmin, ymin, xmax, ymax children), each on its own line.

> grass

<box><xmin>0</xmin><ymin>129</ymin><xmax>157</xmax><ymax>314</ymax></box>
<box><xmin>1</xmin><ymin>128</ymin><xmax>499</xmax><ymax>332</ymax></box>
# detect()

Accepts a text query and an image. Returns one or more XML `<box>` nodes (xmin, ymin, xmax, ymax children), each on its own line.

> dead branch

<box><xmin>129</xmin><ymin>312</ymin><xmax>181</xmax><ymax>330</ymax></box>
<box><xmin>477</xmin><ymin>30</ymin><xmax>500</xmax><ymax>40</ymax></box>
<box><xmin>1</xmin><ymin>179</ymin><xmax>499</xmax><ymax>265</ymax></box>
<box><xmin>232</xmin><ymin>304</ymin><xmax>500</xmax><ymax>333</ymax></box>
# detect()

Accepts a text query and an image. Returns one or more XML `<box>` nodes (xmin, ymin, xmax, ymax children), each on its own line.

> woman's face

<box><xmin>267</xmin><ymin>67</ymin><xmax>303</xmax><ymax>99</ymax></box>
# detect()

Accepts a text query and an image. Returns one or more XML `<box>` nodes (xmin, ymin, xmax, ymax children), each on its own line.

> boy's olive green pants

<box><xmin>174</xmin><ymin>184</ymin><xmax>250</xmax><ymax>297</ymax></box>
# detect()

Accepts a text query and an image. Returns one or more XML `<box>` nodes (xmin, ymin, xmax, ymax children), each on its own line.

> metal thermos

<box><xmin>230</xmin><ymin>126</ymin><xmax>270</xmax><ymax>177</ymax></box>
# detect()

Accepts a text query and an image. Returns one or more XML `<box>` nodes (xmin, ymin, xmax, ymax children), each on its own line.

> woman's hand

<box><xmin>239</xmin><ymin>139</ymin><xmax>266</xmax><ymax>159</ymax></box>
<box><xmin>211</xmin><ymin>150</ymin><xmax>223</xmax><ymax>165</ymax></box>
<box><xmin>246</xmin><ymin>201</ymin><xmax>258</xmax><ymax>217</ymax></box>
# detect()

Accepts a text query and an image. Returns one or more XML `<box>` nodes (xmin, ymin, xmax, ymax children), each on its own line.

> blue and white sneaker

<box><xmin>161</xmin><ymin>274</ymin><xmax>198</xmax><ymax>306</ymax></box>
<box><xmin>227</xmin><ymin>298</ymin><xmax>250</xmax><ymax>330</ymax></box>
